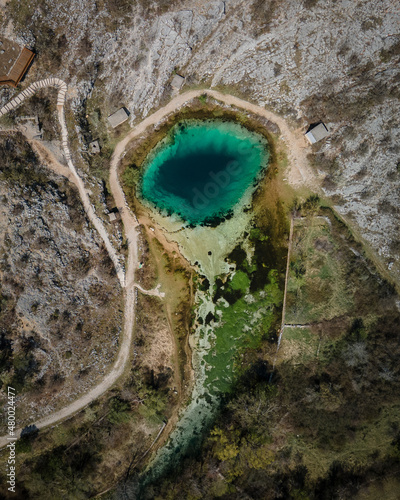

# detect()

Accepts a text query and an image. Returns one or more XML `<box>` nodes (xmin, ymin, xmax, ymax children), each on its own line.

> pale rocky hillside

<box><xmin>0</xmin><ymin>134</ymin><xmax>122</xmax><ymax>429</ymax></box>
<box><xmin>1</xmin><ymin>0</ymin><xmax>400</xmax><ymax>281</ymax></box>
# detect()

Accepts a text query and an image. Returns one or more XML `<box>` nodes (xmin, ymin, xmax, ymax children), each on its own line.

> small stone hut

<box><xmin>89</xmin><ymin>140</ymin><xmax>100</xmax><ymax>154</ymax></box>
<box><xmin>108</xmin><ymin>210</ymin><xmax>120</xmax><ymax>225</ymax></box>
<box><xmin>171</xmin><ymin>74</ymin><xmax>185</xmax><ymax>91</ymax></box>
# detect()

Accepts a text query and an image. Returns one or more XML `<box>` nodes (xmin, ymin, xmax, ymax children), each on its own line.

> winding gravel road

<box><xmin>0</xmin><ymin>82</ymin><xmax>311</xmax><ymax>449</ymax></box>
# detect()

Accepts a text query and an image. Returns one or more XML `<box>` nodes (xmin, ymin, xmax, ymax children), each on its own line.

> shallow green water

<box><xmin>135</xmin><ymin>120</ymin><xmax>274</xmax><ymax>492</ymax></box>
<box><xmin>139</xmin><ymin>119</ymin><xmax>269</xmax><ymax>225</ymax></box>
<box><xmin>138</xmin><ymin>266</ymin><xmax>283</xmax><ymax>491</ymax></box>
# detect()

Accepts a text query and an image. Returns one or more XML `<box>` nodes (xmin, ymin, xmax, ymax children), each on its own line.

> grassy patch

<box><xmin>230</xmin><ymin>270</ymin><xmax>251</xmax><ymax>291</ymax></box>
<box><xmin>281</xmin><ymin>327</ymin><xmax>321</xmax><ymax>364</ymax></box>
<box><xmin>286</xmin><ymin>215</ymin><xmax>353</xmax><ymax>324</ymax></box>
<box><xmin>134</xmin><ymin>225</ymin><xmax>194</xmax><ymax>402</ymax></box>
<box><xmin>149</xmin><ymin>199</ymin><xmax>400</xmax><ymax>499</ymax></box>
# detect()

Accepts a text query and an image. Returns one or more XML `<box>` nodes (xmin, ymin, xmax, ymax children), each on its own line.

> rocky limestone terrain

<box><xmin>0</xmin><ymin>133</ymin><xmax>122</xmax><ymax>430</ymax></box>
<box><xmin>1</xmin><ymin>0</ymin><xmax>398</xmax><ymax>283</ymax></box>
<box><xmin>0</xmin><ymin>1</ymin><xmax>399</xmax><ymax>496</ymax></box>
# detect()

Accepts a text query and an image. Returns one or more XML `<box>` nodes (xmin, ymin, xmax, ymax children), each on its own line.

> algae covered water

<box><xmin>139</xmin><ymin>119</ymin><xmax>269</xmax><ymax>225</ymax></box>
<box><xmin>135</xmin><ymin>119</ymin><xmax>273</xmax><ymax>492</ymax></box>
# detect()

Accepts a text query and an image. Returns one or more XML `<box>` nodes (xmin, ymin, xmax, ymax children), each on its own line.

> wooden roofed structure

<box><xmin>0</xmin><ymin>38</ymin><xmax>35</xmax><ymax>87</ymax></box>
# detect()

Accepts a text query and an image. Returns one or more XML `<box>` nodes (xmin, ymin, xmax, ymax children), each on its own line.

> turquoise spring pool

<box><xmin>139</xmin><ymin>119</ymin><xmax>269</xmax><ymax>225</ymax></box>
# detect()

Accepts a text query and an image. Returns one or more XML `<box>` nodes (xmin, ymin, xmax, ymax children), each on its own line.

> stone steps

<box><xmin>0</xmin><ymin>77</ymin><xmax>68</xmax><ymax>116</ymax></box>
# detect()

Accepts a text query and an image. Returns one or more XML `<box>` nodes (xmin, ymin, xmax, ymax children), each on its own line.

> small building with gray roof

<box><xmin>305</xmin><ymin>122</ymin><xmax>329</xmax><ymax>144</ymax></box>
<box><xmin>171</xmin><ymin>74</ymin><xmax>185</xmax><ymax>91</ymax></box>
<box><xmin>89</xmin><ymin>140</ymin><xmax>100</xmax><ymax>154</ymax></box>
<box><xmin>107</xmin><ymin>107</ymin><xmax>130</xmax><ymax>128</ymax></box>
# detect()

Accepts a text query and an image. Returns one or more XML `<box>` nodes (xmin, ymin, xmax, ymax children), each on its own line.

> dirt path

<box><xmin>0</xmin><ymin>85</ymin><xmax>313</xmax><ymax>449</ymax></box>
<box><xmin>109</xmin><ymin>89</ymin><xmax>316</xmax><ymax>189</ymax></box>
<box><xmin>30</xmin><ymin>140</ymin><xmax>75</xmax><ymax>181</ymax></box>
<box><xmin>134</xmin><ymin>283</ymin><xmax>165</xmax><ymax>298</ymax></box>
<box><xmin>0</xmin><ymin>80</ymin><xmax>146</xmax><ymax>448</ymax></box>
<box><xmin>56</xmin><ymin>102</ymin><xmax>126</xmax><ymax>287</ymax></box>
<box><xmin>0</xmin><ymin>78</ymin><xmax>126</xmax><ymax>287</ymax></box>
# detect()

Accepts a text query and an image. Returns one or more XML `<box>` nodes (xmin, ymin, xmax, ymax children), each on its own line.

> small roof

<box><xmin>108</xmin><ymin>212</ymin><xmax>117</xmax><ymax>222</ymax></box>
<box><xmin>0</xmin><ymin>37</ymin><xmax>35</xmax><ymax>87</ymax></box>
<box><xmin>305</xmin><ymin>123</ymin><xmax>329</xmax><ymax>144</ymax></box>
<box><xmin>107</xmin><ymin>108</ymin><xmax>129</xmax><ymax>128</ymax></box>
<box><xmin>171</xmin><ymin>74</ymin><xmax>185</xmax><ymax>90</ymax></box>
<box><xmin>8</xmin><ymin>48</ymin><xmax>35</xmax><ymax>86</ymax></box>
<box><xmin>89</xmin><ymin>140</ymin><xmax>100</xmax><ymax>153</ymax></box>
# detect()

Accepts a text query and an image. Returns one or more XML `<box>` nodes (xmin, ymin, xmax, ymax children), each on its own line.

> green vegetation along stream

<box><xmin>124</xmin><ymin>118</ymin><xmax>287</xmax><ymax>495</ymax></box>
<box><xmin>139</xmin><ymin>233</ymin><xmax>284</xmax><ymax>492</ymax></box>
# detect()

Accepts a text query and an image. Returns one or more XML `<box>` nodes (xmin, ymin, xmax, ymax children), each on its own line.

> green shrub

<box><xmin>123</xmin><ymin>165</ymin><xmax>140</xmax><ymax>187</ymax></box>
<box><xmin>108</xmin><ymin>397</ymin><xmax>131</xmax><ymax>424</ymax></box>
